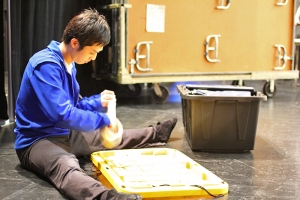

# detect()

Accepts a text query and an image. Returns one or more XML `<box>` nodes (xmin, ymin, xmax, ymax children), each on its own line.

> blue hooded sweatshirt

<box><xmin>14</xmin><ymin>41</ymin><xmax>110</xmax><ymax>150</ymax></box>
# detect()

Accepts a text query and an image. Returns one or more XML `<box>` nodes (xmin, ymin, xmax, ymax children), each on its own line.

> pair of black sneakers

<box><xmin>106</xmin><ymin>189</ymin><xmax>142</xmax><ymax>200</ymax></box>
<box><xmin>97</xmin><ymin>188</ymin><xmax>142</xmax><ymax>200</ymax></box>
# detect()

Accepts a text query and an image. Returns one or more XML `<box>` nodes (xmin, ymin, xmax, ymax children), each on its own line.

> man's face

<box><xmin>72</xmin><ymin>43</ymin><xmax>103</xmax><ymax>65</ymax></box>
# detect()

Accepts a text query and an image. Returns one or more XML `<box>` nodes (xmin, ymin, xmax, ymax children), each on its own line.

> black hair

<box><xmin>61</xmin><ymin>8</ymin><xmax>110</xmax><ymax>50</ymax></box>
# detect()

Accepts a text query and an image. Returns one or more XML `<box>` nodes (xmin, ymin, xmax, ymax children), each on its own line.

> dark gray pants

<box><xmin>16</xmin><ymin>126</ymin><xmax>163</xmax><ymax>200</ymax></box>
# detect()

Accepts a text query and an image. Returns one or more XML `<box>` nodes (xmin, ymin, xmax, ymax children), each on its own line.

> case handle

<box><xmin>274</xmin><ymin>44</ymin><xmax>292</xmax><ymax>70</ymax></box>
<box><xmin>276</xmin><ymin>0</ymin><xmax>288</xmax><ymax>6</ymax></box>
<box><xmin>129</xmin><ymin>41</ymin><xmax>153</xmax><ymax>73</ymax></box>
<box><xmin>204</xmin><ymin>35</ymin><xmax>221</xmax><ymax>63</ymax></box>
<box><xmin>217</xmin><ymin>0</ymin><xmax>231</xmax><ymax>10</ymax></box>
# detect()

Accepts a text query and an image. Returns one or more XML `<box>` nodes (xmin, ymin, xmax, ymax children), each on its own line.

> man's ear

<box><xmin>70</xmin><ymin>38</ymin><xmax>80</xmax><ymax>50</ymax></box>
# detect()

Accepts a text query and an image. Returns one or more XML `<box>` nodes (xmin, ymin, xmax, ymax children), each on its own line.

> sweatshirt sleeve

<box><xmin>31</xmin><ymin>62</ymin><xmax>110</xmax><ymax>132</ymax></box>
<box><xmin>76</xmin><ymin>94</ymin><xmax>107</xmax><ymax>113</ymax></box>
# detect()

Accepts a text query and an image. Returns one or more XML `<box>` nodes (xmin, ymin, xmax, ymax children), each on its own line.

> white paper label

<box><xmin>146</xmin><ymin>4</ymin><xmax>165</xmax><ymax>33</ymax></box>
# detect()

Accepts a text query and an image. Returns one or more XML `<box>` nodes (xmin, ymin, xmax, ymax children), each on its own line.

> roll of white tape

<box><xmin>107</xmin><ymin>99</ymin><xmax>116</xmax><ymax>126</ymax></box>
<box><xmin>100</xmin><ymin>118</ymin><xmax>123</xmax><ymax>149</ymax></box>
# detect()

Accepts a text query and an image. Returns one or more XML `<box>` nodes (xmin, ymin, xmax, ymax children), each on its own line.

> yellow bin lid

<box><xmin>91</xmin><ymin>148</ymin><xmax>229</xmax><ymax>198</ymax></box>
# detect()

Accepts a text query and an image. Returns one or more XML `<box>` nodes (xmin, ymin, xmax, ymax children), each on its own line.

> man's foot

<box><xmin>156</xmin><ymin>117</ymin><xmax>178</xmax><ymax>142</ymax></box>
<box><xmin>105</xmin><ymin>188</ymin><xmax>142</xmax><ymax>200</ymax></box>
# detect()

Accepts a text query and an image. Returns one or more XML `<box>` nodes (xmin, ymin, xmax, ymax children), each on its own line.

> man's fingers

<box><xmin>102</xmin><ymin>90</ymin><xmax>115</xmax><ymax>95</ymax></box>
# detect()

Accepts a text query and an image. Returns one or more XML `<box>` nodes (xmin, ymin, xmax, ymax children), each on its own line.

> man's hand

<box><xmin>108</xmin><ymin>121</ymin><xmax>119</xmax><ymax>133</ymax></box>
<box><xmin>100</xmin><ymin>90</ymin><xmax>116</xmax><ymax>107</ymax></box>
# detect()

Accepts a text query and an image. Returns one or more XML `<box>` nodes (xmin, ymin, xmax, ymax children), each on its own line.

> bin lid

<box><xmin>91</xmin><ymin>148</ymin><xmax>229</xmax><ymax>198</ymax></box>
<box><xmin>185</xmin><ymin>84</ymin><xmax>255</xmax><ymax>92</ymax></box>
<box><xmin>177</xmin><ymin>84</ymin><xmax>267</xmax><ymax>101</ymax></box>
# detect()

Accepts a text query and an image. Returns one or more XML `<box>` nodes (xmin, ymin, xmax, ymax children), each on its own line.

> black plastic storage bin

<box><xmin>177</xmin><ymin>84</ymin><xmax>267</xmax><ymax>152</ymax></box>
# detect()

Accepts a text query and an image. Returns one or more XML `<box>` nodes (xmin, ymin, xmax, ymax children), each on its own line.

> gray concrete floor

<box><xmin>1</xmin><ymin>79</ymin><xmax>300</xmax><ymax>199</ymax></box>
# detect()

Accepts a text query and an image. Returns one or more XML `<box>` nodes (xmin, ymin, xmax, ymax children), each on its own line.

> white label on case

<box><xmin>146</xmin><ymin>4</ymin><xmax>165</xmax><ymax>33</ymax></box>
